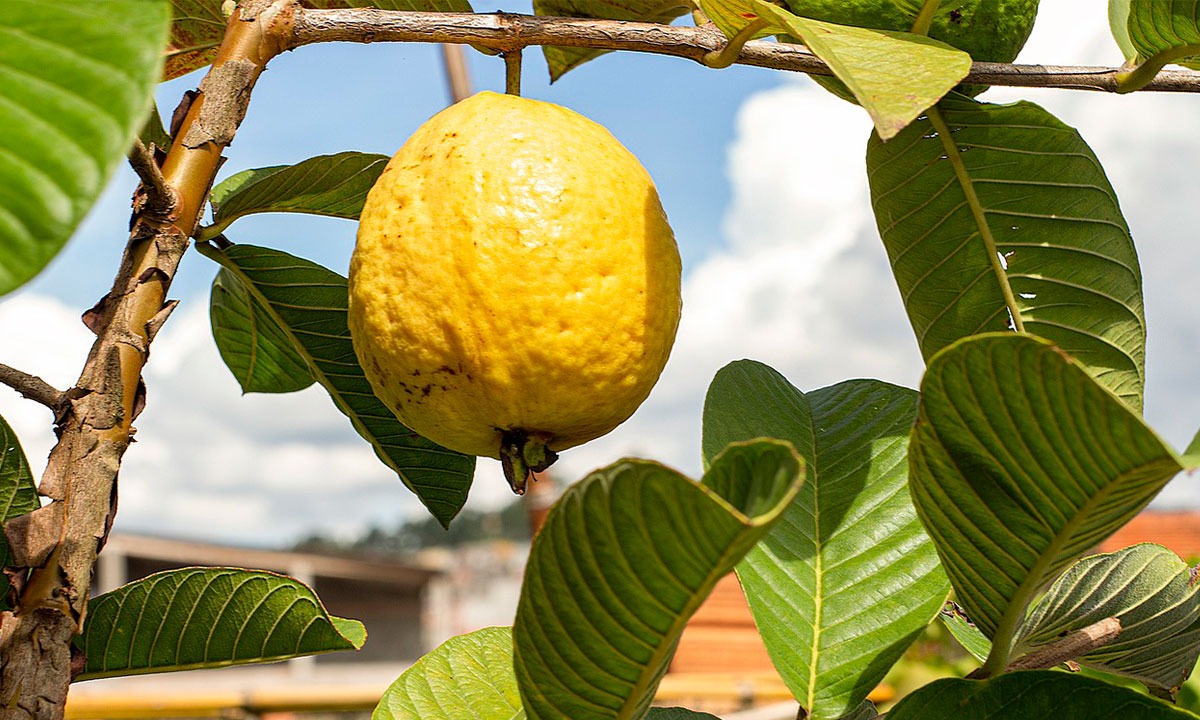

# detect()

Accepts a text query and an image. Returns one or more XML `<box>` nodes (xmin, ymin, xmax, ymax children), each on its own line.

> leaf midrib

<box><xmin>925</xmin><ymin>104</ymin><xmax>1025</xmax><ymax>334</ymax></box>
<box><xmin>615</xmin><ymin>530</ymin><xmax>748</xmax><ymax>720</ymax></box>
<box><xmin>805</xmin><ymin>410</ymin><xmax>822</xmax><ymax>712</ymax></box>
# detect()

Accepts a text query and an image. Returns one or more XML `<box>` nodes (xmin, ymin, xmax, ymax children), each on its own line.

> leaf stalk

<box><xmin>702</xmin><ymin>18</ymin><xmax>768</xmax><ymax>69</ymax></box>
<box><xmin>909</xmin><ymin>0</ymin><xmax>941</xmax><ymax>36</ymax></box>
<box><xmin>1116</xmin><ymin>45</ymin><xmax>1200</xmax><ymax>93</ymax></box>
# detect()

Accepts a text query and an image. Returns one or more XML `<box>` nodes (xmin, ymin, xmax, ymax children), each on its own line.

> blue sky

<box><xmin>2</xmin><ymin>3</ymin><xmax>1198</xmax><ymax>545</ymax></box>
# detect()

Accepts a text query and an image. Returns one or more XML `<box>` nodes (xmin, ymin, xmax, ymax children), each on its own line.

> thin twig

<box><xmin>0</xmin><ymin>364</ymin><xmax>64</xmax><ymax>410</ymax></box>
<box><xmin>965</xmin><ymin>617</ymin><xmax>1122</xmax><ymax>678</ymax></box>
<box><xmin>440</xmin><ymin>44</ymin><xmax>473</xmax><ymax>103</ymax></box>
<box><xmin>504</xmin><ymin>48</ymin><xmax>522</xmax><ymax>95</ymax></box>
<box><xmin>288</xmin><ymin>9</ymin><xmax>1200</xmax><ymax>93</ymax></box>
<box><xmin>126</xmin><ymin>138</ymin><xmax>178</xmax><ymax>218</ymax></box>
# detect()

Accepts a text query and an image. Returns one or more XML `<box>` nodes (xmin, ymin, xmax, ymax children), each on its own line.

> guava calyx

<box><xmin>500</xmin><ymin>429</ymin><xmax>559</xmax><ymax>495</ymax></box>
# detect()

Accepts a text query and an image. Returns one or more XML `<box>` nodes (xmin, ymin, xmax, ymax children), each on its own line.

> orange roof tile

<box><xmin>1098</xmin><ymin>511</ymin><xmax>1200</xmax><ymax>561</ymax></box>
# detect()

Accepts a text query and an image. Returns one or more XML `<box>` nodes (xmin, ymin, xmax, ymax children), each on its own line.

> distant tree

<box><xmin>294</xmin><ymin>498</ymin><xmax>533</xmax><ymax>557</ymax></box>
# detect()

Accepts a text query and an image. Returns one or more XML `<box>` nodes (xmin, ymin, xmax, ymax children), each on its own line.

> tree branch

<box><xmin>287</xmin><ymin>9</ymin><xmax>1200</xmax><ymax>93</ymax></box>
<box><xmin>126</xmin><ymin>138</ymin><xmax>177</xmax><ymax>220</ymax></box>
<box><xmin>0</xmin><ymin>2</ymin><xmax>296</xmax><ymax>717</ymax></box>
<box><xmin>1003</xmin><ymin>617</ymin><xmax>1122</xmax><ymax>673</ymax></box>
<box><xmin>0</xmin><ymin>364</ymin><xmax>64</xmax><ymax>411</ymax></box>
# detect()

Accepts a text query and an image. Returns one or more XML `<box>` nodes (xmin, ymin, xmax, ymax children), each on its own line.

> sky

<box><xmin>1</xmin><ymin>2</ymin><xmax>1198</xmax><ymax>546</ymax></box>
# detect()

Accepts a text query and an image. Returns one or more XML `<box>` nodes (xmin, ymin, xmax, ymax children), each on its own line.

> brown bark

<box><xmin>288</xmin><ymin>9</ymin><xmax>1200</xmax><ymax>93</ymax></box>
<box><xmin>0</xmin><ymin>2</ymin><xmax>297</xmax><ymax>716</ymax></box>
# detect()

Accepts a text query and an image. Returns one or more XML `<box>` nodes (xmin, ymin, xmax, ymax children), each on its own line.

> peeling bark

<box><xmin>0</xmin><ymin>2</ymin><xmax>295</xmax><ymax>716</ymax></box>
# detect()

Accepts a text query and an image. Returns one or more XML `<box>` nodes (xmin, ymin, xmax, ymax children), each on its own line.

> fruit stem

<box><xmin>500</xmin><ymin>429</ymin><xmax>558</xmax><ymax>495</ymax></box>
<box><xmin>504</xmin><ymin>48</ymin><xmax>523</xmax><ymax>96</ymax></box>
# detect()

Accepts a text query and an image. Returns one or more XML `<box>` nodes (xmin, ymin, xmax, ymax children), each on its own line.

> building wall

<box><xmin>312</xmin><ymin>575</ymin><xmax>425</xmax><ymax>663</ymax></box>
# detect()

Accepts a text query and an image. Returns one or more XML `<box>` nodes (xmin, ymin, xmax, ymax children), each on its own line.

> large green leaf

<box><xmin>0</xmin><ymin>415</ymin><xmax>39</xmax><ymax>608</ymax></box>
<box><xmin>0</xmin><ymin>0</ymin><xmax>170</xmax><ymax>296</ymax></box>
<box><xmin>196</xmin><ymin>242</ymin><xmax>475</xmax><ymax>527</ymax></box>
<box><xmin>165</xmin><ymin>0</ymin><xmax>474</xmax><ymax>80</ymax></box>
<box><xmin>203</xmin><ymin>153</ymin><xmax>390</xmax><ymax>240</ymax></box>
<box><xmin>210</xmin><ymin>268</ymin><xmax>316</xmax><ymax>394</ymax></box>
<box><xmin>1125</xmin><ymin>0</ymin><xmax>1200</xmax><ymax>70</ymax></box>
<box><xmin>702</xmin><ymin>362</ymin><xmax>948</xmax><ymax>720</ymax></box>
<box><xmin>513</xmin><ymin>441</ymin><xmax>803</xmax><ymax>720</ymax></box>
<box><xmin>867</xmin><ymin>94</ymin><xmax>1146</xmax><ymax>412</ymax></box>
<box><xmin>76</xmin><ymin>567</ymin><xmax>365</xmax><ymax>679</ymax></box>
<box><xmin>533</xmin><ymin>0</ymin><xmax>690</xmax><ymax>81</ymax></box>
<box><xmin>1016</xmin><ymin>543</ymin><xmax>1200</xmax><ymax>697</ymax></box>
<box><xmin>909</xmin><ymin>333</ymin><xmax>1183</xmax><ymax>676</ymax></box>
<box><xmin>886</xmin><ymin>671</ymin><xmax>1200</xmax><ymax>719</ymax></box>
<box><xmin>373</xmin><ymin>626</ymin><xmax>726</xmax><ymax>720</ymax></box>
<box><xmin>374</xmin><ymin>626</ymin><xmax>523</xmax><ymax>720</ymax></box>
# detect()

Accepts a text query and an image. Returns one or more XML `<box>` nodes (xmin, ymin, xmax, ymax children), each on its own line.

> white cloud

<box><xmin>0</xmin><ymin>294</ymin><xmax>94</xmax><ymax>475</ymax></box>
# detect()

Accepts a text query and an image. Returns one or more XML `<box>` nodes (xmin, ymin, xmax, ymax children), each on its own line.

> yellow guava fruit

<box><xmin>348</xmin><ymin>92</ymin><xmax>682</xmax><ymax>493</ymax></box>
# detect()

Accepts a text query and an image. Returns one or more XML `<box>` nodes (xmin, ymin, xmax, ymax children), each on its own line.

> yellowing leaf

<box><xmin>751</xmin><ymin>2</ymin><xmax>970</xmax><ymax>140</ymax></box>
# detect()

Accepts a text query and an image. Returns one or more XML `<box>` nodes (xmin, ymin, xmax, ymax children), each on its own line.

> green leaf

<box><xmin>909</xmin><ymin>333</ymin><xmax>1183</xmax><ymax>675</ymax></box>
<box><xmin>210</xmin><ymin>268</ymin><xmax>316</xmax><ymax>394</ymax></box>
<box><xmin>0</xmin><ymin>0</ymin><xmax>170</xmax><ymax>296</ymax></box>
<box><xmin>1016</xmin><ymin>543</ymin><xmax>1200</xmax><ymax>696</ymax></box>
<box><xmin>0</xmin><ymin>415</ymin><xmax>39</xmax><ymax>608</ymax></box>
<box><xmin>513</xmin><ymin>440</ymin><xmax>803</xmax><ymax>720</ymax></box>
<box><xmin>372</xmin><ymin>628</ymin><xmax>725</xmax><ymax>720</ymax></box>
<box><xmin>139</xmin><ymin>101</ymin><xmax>172</xmax><ymax>153</ymax></box>
<box><xmin>1184</xmin><ymin>428</ymin><xmax>1200</xmax><ymax>465</ymax></box>
<box><xmin>196</xmin><ymin>242</ymin><xmax>475</xmax><ymax>527</ymax></box>
<box><xmin>533</xmin><ymin>0</ymin><xmax>691</xmax><ymax>81</ymax></box>
<box><xmin>886</xmin><ymin>671</ymin><xmax>1200</xmax><ymax>719</ymax></box>
<box><xmin>1109</xmin><ymin>0</ymin><xmax>1137</xmax><ymax>62</ymax></box>
<box><xmin>747</xmin><ymin>4</ymin><xmax>971</xmax><ymax>140</ymax></box>
<box><xmin>867</xmin><ymin>94</ymin><xmax>1146</xmax><ymax>412</ymax></box>
<box><xmin>939</xmin><ymin>602</ymin><xmax>990</xmax><ymax>664</ymax></box>
<box><xmin>373</xmin><ymin>626</ymin><xmax>523</xmax><ymax>720</ymax></box>
<box><xmin>645</xmin><ymin>709</ymin><xmax>723</xmax><ymax>720</ymax></box>
<box><xmin>204</xmin><ymin>153</ymin><xmax>390</xmax><ymax>240</ymax></box>
<box><xmin>76</xmin><ymin>567</ymin><xmax>365</xmax><ymax>680</ymax></box>
<box><xmin>166</xmin><ymin>0</ymin><xmax>474</xmax><ymax>81</ymax></box>
<box><xmin>702</xmin><ymin>361</ymin><xmax>948</xmax><ymax>720</ymax></box>
<box><xmin>1125</xmin><ymin>0</ymin><xmax>1200</xmax><ymax>69</ymax></box>
<box><xmin>838</xmin><ymin>702</ymin><xmax>880</xmax><ymax>720</ymax></box>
